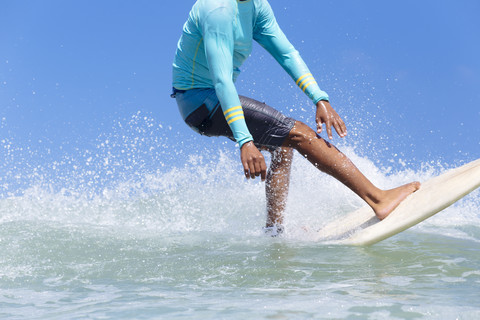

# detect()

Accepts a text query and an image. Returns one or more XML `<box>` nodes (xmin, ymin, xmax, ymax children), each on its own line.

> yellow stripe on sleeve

<box><xmin>225</xmin><ymin>110</ymin><xmax>244</xmax><ymax>121</ymax></box>
<box><xmin>295</xmin><ymin>73</ymin><xmax>312</xmax><ymax>86</ymax></box>
<box><xmin>227</xmin><ymin>116</ymin><xmax>245</xmax><ymax>125</ymax></box>
<box><xmin>223</xmin><ymin>106</ymin><xmax>242</xmax><ymax>115</ymax></box>
<box><xmin>302</xmin><ymin>80</ymin><xmax>318</xmax><ymax>92</ymax></box>
<box><xmin>298</xmin><ymin>75</ymin><xmax>315</xmax><ymax>90</ymax></box>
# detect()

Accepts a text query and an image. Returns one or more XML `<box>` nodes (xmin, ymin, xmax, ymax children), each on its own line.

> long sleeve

<box><xmin>201</xmin><ymin>5</ymin><xmax>253</xmax><ymax>148</ymax></box>
<box><xmin>253</xmin><ymin>0</ymin><xmax>329</xmax><ymax>104</ymax></box>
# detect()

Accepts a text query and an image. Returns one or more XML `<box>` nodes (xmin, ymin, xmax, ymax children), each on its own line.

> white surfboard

<box><xmin>314</xmin><ymin>158</ymin><xmax>480</xmax><ymax>246</ymax></box>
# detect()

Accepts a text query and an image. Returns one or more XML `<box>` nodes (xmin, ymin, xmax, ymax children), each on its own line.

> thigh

<box><xmin>239</xmin><ymin>96</ymin><xmax>295</xmax><ymax>149</ymax></box>
<box><xmin>191</xmin><ymin>95</ymin><xmax>295</xmax><ymax>149</ymax></box>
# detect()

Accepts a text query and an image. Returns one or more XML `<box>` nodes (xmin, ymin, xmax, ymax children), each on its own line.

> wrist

<box><xmin>313</xmin><ymin>95</ymin><xmax>329</xmax><ymax>105</ymax></box>
<box><xmin>239</xmin><ymin>139</ymin><xmax>254</xmax><ymax>149</ymax></box>
<box><xmin>316</xmin><ymin>100</ymin><xmax>329</xmax><ymax>108</ymax></box>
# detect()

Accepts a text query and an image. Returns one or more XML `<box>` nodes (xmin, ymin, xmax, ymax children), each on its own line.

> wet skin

<box><xmin>240</xmin><ymin>100</ymin><xmax>420</xmax><ymax>225</ymax></box>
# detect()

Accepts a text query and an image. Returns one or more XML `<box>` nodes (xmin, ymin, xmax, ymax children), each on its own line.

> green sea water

<box><xmin>1</xmin><ymin>151</ymin><xmax>479</xmax><ymax>319</ymax></box>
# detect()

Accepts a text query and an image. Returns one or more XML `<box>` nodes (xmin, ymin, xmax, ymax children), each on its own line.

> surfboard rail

<box><xmin>315</xmin><ymin>159</ymin><xmax>480</xmax><ymax>246</ymax></box>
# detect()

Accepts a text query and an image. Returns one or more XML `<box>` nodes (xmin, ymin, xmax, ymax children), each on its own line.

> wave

<box><xmin>1</xmin><ymin>111</ymin><xmax>479</xmax><ymax>244</ymax></box>
<box><xmin>1</xmin><ymin>144</ymin><xmax>479</xmax><ymax>242</ymax></box>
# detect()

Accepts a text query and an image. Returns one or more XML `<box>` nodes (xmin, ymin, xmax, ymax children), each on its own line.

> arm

<box><xmin>202</xmin><ymin>6</ymin><xmax>252</xmax><ymax>148</ymax></box>
<box><xmin>202</xmin><ymin>6</ymin><xmax>267</xmax><ymax>180</ymax></box>
<box><xmin>253</xmin><ymin>1</ymin><xmax>346</xmax><ymax>138</ymax></box>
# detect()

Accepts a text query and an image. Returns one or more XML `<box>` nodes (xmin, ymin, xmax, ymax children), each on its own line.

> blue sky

<box><xmin>1</xmin><ymin>1</ymin><xmax>479</xmax><ymax>191</ymax></box>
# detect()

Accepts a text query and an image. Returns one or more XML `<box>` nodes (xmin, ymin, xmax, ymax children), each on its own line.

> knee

<box><xmin>269</xmin><ymin>145</ymin><xmax>294</xmax><ymax>170</ymax></box>
<box><xmin>286</xmin><ymin>121</ymin><xmax>318</xmax><ymax>147</ymax></box>
<box><xmin>274</xmin><ymin>146</ymin><xmax>293</xmax><ymax>163</ymax></box>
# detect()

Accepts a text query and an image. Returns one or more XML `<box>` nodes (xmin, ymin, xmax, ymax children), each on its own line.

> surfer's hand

<box><xmin>240</xmin><ymin>141</ymin><xmax>267</xmax><ymax>181</ymax></box>
<box><xmin>315</xmin><ymin>100</ymin><xmax>347</xmax><ymax>139</ymax></box>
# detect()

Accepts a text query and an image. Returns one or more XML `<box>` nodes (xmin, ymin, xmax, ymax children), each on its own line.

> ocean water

<box><xmin>1</xmin><ymin>119</ymin><xmax>479</xmax><ymax>319</ymax></box>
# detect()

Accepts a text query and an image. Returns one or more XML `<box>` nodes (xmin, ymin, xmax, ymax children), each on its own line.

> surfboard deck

<box><xmin>314</xmin><ymin>158</ymin><xmax>480</xmax><ymax>246</ymax></box>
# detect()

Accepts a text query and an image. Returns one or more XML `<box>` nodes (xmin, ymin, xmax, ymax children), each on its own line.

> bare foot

<box><xmin>372</xmin><ymin>182</ymin><xmax>421</xmax><ymax>220</ymax></box>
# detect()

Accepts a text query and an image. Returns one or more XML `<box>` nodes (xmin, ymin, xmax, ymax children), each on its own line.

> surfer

<box><xmin>171</xmin><ymin>0</ymin><xmax>420</xmax><ymax>235</ymax></box>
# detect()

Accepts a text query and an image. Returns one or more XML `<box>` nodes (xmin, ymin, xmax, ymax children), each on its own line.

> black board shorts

<box><xmin>174</xmin><ymin>88</ymin><xmax>295</xmax><ymax>149</ymax></box>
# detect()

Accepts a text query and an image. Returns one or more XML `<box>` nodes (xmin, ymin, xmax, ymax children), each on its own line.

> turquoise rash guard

<box><xmin>172</xmin><ymin>0</ymin><xmax>329</xmax><ymax>148</ymax></box>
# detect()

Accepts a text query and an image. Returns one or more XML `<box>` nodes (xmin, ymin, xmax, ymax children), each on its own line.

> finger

<box><xmin>249</xmin><ymin>161</ymin><xmax>256</xmax><ymax>179</ymax></box>
<box><xmin>326</xmin><ymin>118</ymin><xmax>333</xmax><ymax>139</ymax></box>
<box><xmin>316</xmin><ymin>117</ymin><xmax>323</xmax><ymax>134</ymax></box>
<box><xmin>243</xmin><ymin>162</ymin><xmax>250</xmax><ymax>179</ymax></box>
<box><xmin>336</xmin><ymin>116</ymin><xmax>347</xmax><ymax>137</ymax></box>
<box><xmin>339</xmin><ymin>118</ymin><xmax>347</xmax><ymax>136</ymax></box>
<box><xmin>254</xmin><ymin>160</ymin><xmax>261</xmax><ymax>178</ymax></box>
<box><xmin>333</xmin><ymin>118</ymin><xmax>346</xmax><ymax>138</ymax></box>
<box><xmin>260</xmin><ymin>159</ymin><xmax>267</xmax><ymax>181</ymax></box>
<box><xmin>341</xmin><ymin>122</ymin><xmax>347</xmax><ymax>137</ymax></box>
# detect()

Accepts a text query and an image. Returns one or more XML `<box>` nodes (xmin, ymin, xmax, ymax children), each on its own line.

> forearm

<box><xmin>214</xmin><ymin>80</ymin><xmax>253</xmax><ymax>147</ymax></box>
<box><xmin>276</xmin><ymin>50</ymin><xmax>329</xmax><ymax>103</ymax></box>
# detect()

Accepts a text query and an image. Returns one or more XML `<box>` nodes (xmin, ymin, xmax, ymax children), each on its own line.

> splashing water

<box><xmin>1</xmin><ymin>112</ymin><xmax>479</xmax><ymax>319</ymax></box>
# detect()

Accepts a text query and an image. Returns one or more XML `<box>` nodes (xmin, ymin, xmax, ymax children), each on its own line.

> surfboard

<box><xmin>314</xmin><ymin>158</ymin><xmax>480</xmax><ymax>246</ymax></box>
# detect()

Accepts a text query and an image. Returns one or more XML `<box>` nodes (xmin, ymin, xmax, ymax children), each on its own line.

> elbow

<box><xmin>213</xmin><ymin>78</ymin><xmax>234</xmax><ymax>95</ymax></box>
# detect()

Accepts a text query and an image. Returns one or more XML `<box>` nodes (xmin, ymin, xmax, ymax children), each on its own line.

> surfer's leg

<box><xmin>265</xmin><ymin>147</ymin><xmax>293</xmax><ymax>228</ymax></box>
<box><xmin>283</xmin><ymin>121</ymin><xmax>420</xmax><ymax>220</ymax></box>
